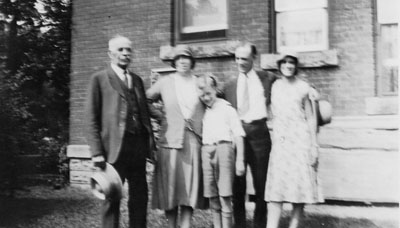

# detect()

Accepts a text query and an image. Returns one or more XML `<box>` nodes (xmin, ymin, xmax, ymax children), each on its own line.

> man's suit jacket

<box><xmin>223</xmin><ymin>70</ymin><xmax>276</xmax><ymax>111</ymax></box>
<box><xmin>86</xmin><ymin>67</ymin><xmax>155</xmax><ymax>164</ymax></box>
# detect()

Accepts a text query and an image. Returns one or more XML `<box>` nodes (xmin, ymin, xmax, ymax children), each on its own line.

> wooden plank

<box><xmin>319</xmin><ymin>148</ymin><xmax>399</xmax><ymax>202</ymax></box>
<box><xmin>318</xmin><ymin>128</ymin><xmax>398</xmax><ymax>151</ymax></box>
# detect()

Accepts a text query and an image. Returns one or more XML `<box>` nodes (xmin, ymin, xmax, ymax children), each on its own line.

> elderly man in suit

<box><xmin>223</xmin><ymin>42</ymin><xmax>275</xmax><ymax>228</ymax></box>
<box><xmin>86</xmin><ymin>35</ymin><xmax>155</xmax><ymax>228</ymax></box>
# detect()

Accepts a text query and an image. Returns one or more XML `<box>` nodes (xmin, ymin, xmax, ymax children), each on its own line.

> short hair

<box><xmin>196</xmin><ymin>73</ymin><xmax>219</xmax><ymax>90</ymax></box>
<box><xmin>236</xmin><ymin>42</ymin><xmax>258</xmax><ymax>57</ymax></box>
<box><xmin>108</xmin><ymin>35</ymin><xmax>132</xmax><ymax>51</ymax></box>
<box><xmin>197</xmin><ymin>74</ymin><xmax>225</xmax><ymax>98</ymax></box>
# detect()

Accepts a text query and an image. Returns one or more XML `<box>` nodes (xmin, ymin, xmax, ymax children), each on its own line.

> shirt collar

<box><xmin>208</xmin><ymin>98</ymin><xmax>227</xmax><ymax>110</ymax></box>
<box><xmin>240</xmin><ymin>69</ymin><xmax>256</xmax><ymax>78</ymax></box>
<box><xmin>111</xmin><ymin>63</ymin><xmax>126</xmax><ymax>77</ymax></box>
<box><xmin>206</xmin><ymin>98</ymin><xmax>218</xmax><ymax>109</ymax></box>
<box><xmin>246</xmin><ymin>69</ymin><xmax>256</xmax><ymax>78</ymax></box>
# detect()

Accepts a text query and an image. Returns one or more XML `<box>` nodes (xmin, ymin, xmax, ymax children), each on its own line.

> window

<box><xmin>376</xmin><ymin>0</ymin><xmax>398</xmax><ymax>95</ymax></box>
<box><xmin>274</xmin><ymin>0</ymin><xmax>328</xmax><ymax>53</ymax></box>
<box><xmin>175</xmin><ymin>0</ymin><xmax>228</xmax><ymax>42</ymax></box>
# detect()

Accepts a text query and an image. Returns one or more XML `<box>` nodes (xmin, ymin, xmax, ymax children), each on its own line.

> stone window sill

<box><xmin>159</xmin><ymin>40</ymin><xmax>240</xmax><ymax>60</ymax></box>
<box><xmin>260</xmin><ymin>49</ymin><xmax>339</xmax><ymax>70</ymax></box>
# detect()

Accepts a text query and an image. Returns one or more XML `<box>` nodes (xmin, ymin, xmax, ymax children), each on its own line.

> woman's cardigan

<box><xmin>146</xmin><ymin>74</ymin><xmax>205</xmax><ymax>149</ymax></box>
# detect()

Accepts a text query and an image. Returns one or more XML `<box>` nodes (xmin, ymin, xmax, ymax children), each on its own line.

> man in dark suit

<box><xmin>223</xmin><ymin>42</ymin><xmax>275</xmax><ymax>228</ymax></box>
<box><xmin>86</xmin><ymin>35</ymin><xmax>155</xmax><ymax>228</ymax></box>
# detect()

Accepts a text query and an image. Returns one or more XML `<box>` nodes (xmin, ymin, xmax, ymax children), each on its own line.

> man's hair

<box><xmin>108</xmin><ymin>35</ymin><xmax>132</xmax><ymax>51</ymax></box>
<box><xmin>236</xmin><ymin>41</ymin><xmax>258</xmax><ymax>57</ymax></box>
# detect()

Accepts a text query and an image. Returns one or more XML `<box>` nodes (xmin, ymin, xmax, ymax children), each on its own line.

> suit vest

<box><xmin>120</xmin><ymin>79</ymin><xmax>145</xmax><ymax>135</ymax></box>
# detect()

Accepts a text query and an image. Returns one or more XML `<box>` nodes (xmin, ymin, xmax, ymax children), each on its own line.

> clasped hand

<box><xmin>235</xmin><ymin>160</ymin><xmax>245</xmax><ymax>176</ymax></box>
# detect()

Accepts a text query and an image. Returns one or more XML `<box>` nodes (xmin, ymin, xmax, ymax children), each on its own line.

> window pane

<box><xmin>380</xmin><ymin>24</ymin><xmax>398</xmax><ymax>94</ymax></box>
<box><xmin>275</xmin><ymin>0</ymin><xmax>327</xmax><ymax>12</ymax></box>
<box><xmin>276</xmin><ymin>9</ymin><xmax>328</xmax><ymax>52</ymax></box>
<box><xmin>377</xmin><ymin>0</ymin><xmax>399</xmax><ymax>23</ymax></box>
<box><xmin>181</xmin><ymin>0</ymin><xmax>228</xmax><ymax>33</ymax></box>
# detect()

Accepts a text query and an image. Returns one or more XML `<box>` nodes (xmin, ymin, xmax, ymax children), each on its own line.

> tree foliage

<box><xmin>0</xmin><ymin>0</ymin><xmax>71</xmax><ymax>188</ymax></box>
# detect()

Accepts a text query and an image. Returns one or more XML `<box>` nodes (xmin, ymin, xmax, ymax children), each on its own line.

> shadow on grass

<box><xmin>0</xmin><ymin>196</ymin><xmax>101</xmax><ymax>228</ymax></box>
<box><xmin>168</xmin><ymin>209</ymin><xmax>396</xmax><ymax>228</ymax></box>
<box><xmin>0</xmin><ymin>189</ymin><xmax>397</xmax><ymax>228</ymax></box>
<box><xmin>294</xmin><ymin>215</ymin><xmax>396</xmax><ymax>228</ymax></box>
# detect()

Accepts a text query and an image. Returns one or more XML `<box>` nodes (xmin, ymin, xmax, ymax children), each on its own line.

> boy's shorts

<box><xmin>201</xmin><ymin>141</ymin><xmax>234</xmax><ymax>198</ymax></box>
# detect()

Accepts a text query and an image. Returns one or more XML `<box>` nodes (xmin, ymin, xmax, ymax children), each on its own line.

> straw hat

<box><xmin>171</xmin><ymin>45</ymin><xmax>195</xmax><ymax>68</ymax></box>
<box><xmin>276</xmin><ymin>51</ymin><xmax>299</xmax><ymax>65</ymax></box>
<box><xmin>173</xmin><ymin>45</ymin><xmax>194</xmax><ymax>59</ymax></box>
<box><xmin>312</xmin><ymin>99</ymin><xmax>333</xmax><ymax>132</ymax></box>
<box><xmin>90</xmin><ymin>163</ymin><xmax>123</xmax><ymax>201</ymax></box>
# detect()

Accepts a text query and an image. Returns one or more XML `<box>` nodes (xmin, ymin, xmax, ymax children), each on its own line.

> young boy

<box><xmin>196</xmin><ymin>74</ymin><xmax>246</xmax><ymax>228</ymax></box>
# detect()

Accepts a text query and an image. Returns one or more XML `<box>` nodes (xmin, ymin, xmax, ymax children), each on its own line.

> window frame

<box><xmin>375</xmin><ymin>0</ymin><xmax>398</xmax><ymax>96</ymax></box>
<box><xmin>273</xmin><ymin>0</ymin><xmax>329</xmax><ymax>53</ymax></box>
<box><xmin>174</xmin><ymin>0</ymin><xmax>229</xmax><ymax>43</ymax></box>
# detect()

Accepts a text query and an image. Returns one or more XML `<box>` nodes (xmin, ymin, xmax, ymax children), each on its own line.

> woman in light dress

<box><xmin>147</xmin><ymin>46</ymin><xmax>207</xmax><ymax>228</ymax></box>
<box><xmin>264</xmin><ymin>52</ymin><xmax>324</xmax><ymax>228</ymax></box>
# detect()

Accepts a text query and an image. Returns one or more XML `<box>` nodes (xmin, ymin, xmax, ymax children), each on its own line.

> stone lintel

<box><xmin>260</xmin><ymin>49</ymin><xmax>339</xmax><ymax>70</ymax></box>
<box><xmin>159</xmin><ymin>40</ymin><xmax>241</xmax><ymax>60</ymax></box>
<box><xmin>67</xmin><ymin>145</ymin><xmax>91</xmax><ymax>158</ymax></box>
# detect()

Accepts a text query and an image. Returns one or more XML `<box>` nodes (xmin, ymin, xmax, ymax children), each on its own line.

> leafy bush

<box><xmin>0</xmin><ymin>0</ymin><xmax>72</xmax><ymax>190</ymax></box>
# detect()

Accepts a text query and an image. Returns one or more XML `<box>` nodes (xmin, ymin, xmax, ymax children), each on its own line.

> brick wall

<box><xmin>70</xmin><ymin>0</ymin><xmax>172</xmax><ymax>145</ymax></box>
<box><xmin>70</xmin><ymin>0</ymin><xmax>376</xmax><ymax>145</ymax></box>
<box><xmin>70</xmin><ymin>0</ymin><xmax>273</xmax><ymax>145</ymax></box>
<box><xmin>315</xmin><ymin>0</ymin><xmax>375</xmax><ymax>115</ymax></box>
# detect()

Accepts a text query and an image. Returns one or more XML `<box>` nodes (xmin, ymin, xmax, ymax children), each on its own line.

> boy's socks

<box><xmin>222</xmin><ymin>212</ymin><xmax>233</xmax><ymax>228</ymax></box>
<box><xmin>212</xmin><ymin>210</ymin><xmax>222</xmax><ymax>228</ymax></box>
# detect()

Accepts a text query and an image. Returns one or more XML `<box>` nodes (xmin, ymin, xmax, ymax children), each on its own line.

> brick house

<box><xmin>67</xmin><ymin>0</ymin><xmax>398</xmax><ymax>202</ymax></box>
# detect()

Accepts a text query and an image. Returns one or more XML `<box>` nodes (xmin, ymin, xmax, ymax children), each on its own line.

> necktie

<box><xmin>123</xmin><ymin>71</ymin><xmax>129</xmax><ymax>88</ymax></box>
<box><xmin>239</xmin><ymin>74</ymin><xmax>250</xmax><ymax>116</ymax></box>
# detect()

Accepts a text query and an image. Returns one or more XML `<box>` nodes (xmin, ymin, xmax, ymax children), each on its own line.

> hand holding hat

<box><xmin>311</xmin><ymin>98</ymin><xmax>332</xmax><ymax>132</ymax></box>
<box><xmin>90</xmin><ymin>163</ymin><xmax>123</xmax><ymax>201</ymax></box>
<box><xmin>92</xmin><ymin>155</ymin><xmax>106</xmax><ymax>170</ymax></box>
<box><xmin>316</xmin><ymin>100</ymin><xmax>332</xmax><ymax>126</ymax></box>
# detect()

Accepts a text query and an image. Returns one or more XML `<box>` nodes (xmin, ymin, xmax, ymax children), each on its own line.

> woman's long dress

<box><xmin>150</xmin><ymin>74</ymin><xmax>207</xmax><ymax>210</ymax></box>
<box><xmin>264</xmin><ymin>78</ymin><xmax>323</xmax><ymax>203</ymax></box>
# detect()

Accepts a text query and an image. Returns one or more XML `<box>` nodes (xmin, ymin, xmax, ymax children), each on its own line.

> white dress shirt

<box><xmin>111</xmin><ymin>63</ymin><xmax>131</xmax><ymax>88</ymax></box>
<box><xmin>202</xmin><ymin>98</ymin><xmax>245</xmax><ymax>145</ymax></box>
<box><xmin>236</xmin><ymin>69</ymin><xmax>268</xmax><ymax>123</ymax></box>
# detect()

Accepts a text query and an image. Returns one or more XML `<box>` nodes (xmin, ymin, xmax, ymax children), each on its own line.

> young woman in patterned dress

<box><xmin>264</xmin><ymin>52</ymin><xmax>324</xmax><ymax>228</ymax></box>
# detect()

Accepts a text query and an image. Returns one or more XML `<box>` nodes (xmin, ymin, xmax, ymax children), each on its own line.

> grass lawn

<box><xmin>0</xmin><ymin>185</ymin><xmax>398</xmax><ymax>228</ymax></box>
